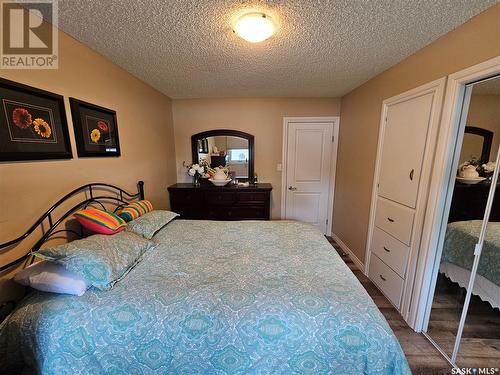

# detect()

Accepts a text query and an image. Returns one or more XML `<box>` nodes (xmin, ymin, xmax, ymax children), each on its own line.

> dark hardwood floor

<box><xmin>327</xmin><ymin>238</ymin><xmax>453</xmax><ymax>374</ymax></box>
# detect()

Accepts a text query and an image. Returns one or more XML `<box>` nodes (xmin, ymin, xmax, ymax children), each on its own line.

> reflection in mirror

<box><xmin>455</xmin><ymin>78</ymin><xmax>500</xmax><ymax>368</ymax></box>
<box><xmin>457</xmin><ymin>177</ymin><xmax>500</xmax><ymax>368</ymax></box>
<box><xmin>191</xmin><ymin>130</ymin><xmax>254</xmax><ymax>181</ymax></box>
<box><xmin>426</xmin><ymin>75</ymin><xmax>500</xmax><ymax>365</ymax></box>
<box><xmin>198</xmin><ymin>136</ymin><xmax>249</xmax><ymax>178</ymax></box>
<box><xmin>460</xmin><ymin>126</ymin><xmax>493</xmax><ymax>165</ymax></box>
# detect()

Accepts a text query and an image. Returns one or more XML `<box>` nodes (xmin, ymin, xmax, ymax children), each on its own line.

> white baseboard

<box><xmin>331</xmin><ymin>233</ymin><xmax>365</xmax><ymax>273</ymax></box>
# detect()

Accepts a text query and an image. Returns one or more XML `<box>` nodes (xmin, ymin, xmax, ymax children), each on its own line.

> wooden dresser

<box><xmin>448</xmin><ymin>181</ymin><xmax>500</xmax><ymax>223</ymax></box>
<box><xmin>168</xmin><ymin>183</ymin><xmax>272</xmax><ymax>220</ymax></box>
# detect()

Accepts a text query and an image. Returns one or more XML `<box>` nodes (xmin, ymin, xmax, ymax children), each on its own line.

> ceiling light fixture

<box><xmin>234</xmin><ymin>13</ymin><xmax>275</xmax><ymax>43</ymax></box>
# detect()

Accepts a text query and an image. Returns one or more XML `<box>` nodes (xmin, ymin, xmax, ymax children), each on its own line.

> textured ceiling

<box><xmin>58</xmin><ymin>0</ymin><xmax>495</xmax><ymax>98</ymax></box>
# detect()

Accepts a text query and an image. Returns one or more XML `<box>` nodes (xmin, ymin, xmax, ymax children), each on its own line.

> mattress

<box><xmin>0</xmin><ymin>220</ymin><xmax>410</xmax><ymax>374</ymax></box>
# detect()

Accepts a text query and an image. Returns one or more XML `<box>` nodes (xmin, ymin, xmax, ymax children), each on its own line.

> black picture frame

<box><xmin>69</xmin><ymin>98</ymin><xmax>120</xmax><ymax>157</ymax></box>
<box><xmin>0</xmin><ymin>78</ymin><xmax>72</xmax><ymax>162</ymax></box>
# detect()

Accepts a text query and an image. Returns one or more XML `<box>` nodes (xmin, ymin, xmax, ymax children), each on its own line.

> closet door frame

<box><xmin>411</xmin><ymin>56</ymin><xmax>500</xmax><ymax>333</ymax></box>
<box><xmin>364</xmin><ymin>77</ymin><xmax>446</xmax><ymax>320</ymax></box>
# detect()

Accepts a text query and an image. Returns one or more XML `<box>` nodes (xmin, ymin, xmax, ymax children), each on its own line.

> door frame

<box><xmin>364</xmin><ymin>78</ymin><xmax>446</xmax><ymax>322</ymax></box>
<box><xmin>281</xmin><ymin>117</ymin><xmax>340</xmax><ymax>236</ymax></box>
<box><xmin>411</xmin><ymin>56</ymin><xmax>500</xmax><ymax>333</ymax></box>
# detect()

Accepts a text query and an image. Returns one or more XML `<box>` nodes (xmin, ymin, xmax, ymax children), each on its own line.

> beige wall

<box><xmin>461</xmin><ymin>94</ymin><xmax>500</xmax><ymax>163</ymax></box>
<box><xmin>334</xmin><ymin>4</ymin><xmax>500</xmax><ymax>264</ymax></box>
<box><xmin>172</xmin><ymin>98</ymin><xmax>341</xmax><ymax>218</ymax></box>
<box><xmin>0</xmin><ymin>30</ymin><xmax>176</xmax><ymax>272</ymax></box>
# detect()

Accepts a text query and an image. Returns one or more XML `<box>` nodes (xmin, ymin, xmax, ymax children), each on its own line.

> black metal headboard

<box><xmin>0</xmin><ymin>181</ymin><xmax>145</xmax><ymax>274</ymax></box>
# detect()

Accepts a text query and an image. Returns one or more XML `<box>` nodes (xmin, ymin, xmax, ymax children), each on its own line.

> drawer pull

<box><xmin>387</xmin><ymin>217</ymin><xmax>395</xmax><ymax>223</ymax></box>
<box><xmin>409</xmin><ymin>169</ymin><xmax>414</xmax><ymax>181</ymax></box>
<box><xmin>379</xmin><ymin>275</ymin><xmax>387</xmax><ymax>281</ymax></box>
<box><xmin>383</xmin><ymin>246</ymin><xmax>390</xmax><ymax>252</ymax></box>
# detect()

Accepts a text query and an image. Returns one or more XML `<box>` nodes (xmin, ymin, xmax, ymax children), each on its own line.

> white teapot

<box><xmin>459</xmin><ymin>164</ymin><xmax>479</xmax><ymax>178</ymax></box>
<box><xmin>212</xmin><ymin>167</ymin><xmax>229</xmax><ymax>180</ymax></box>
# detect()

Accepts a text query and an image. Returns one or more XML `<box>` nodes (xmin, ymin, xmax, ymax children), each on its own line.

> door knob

<box><xmin>288</xmin><ymin>186</ymin><xmax>297</xmax><ymax>191</ymax></box>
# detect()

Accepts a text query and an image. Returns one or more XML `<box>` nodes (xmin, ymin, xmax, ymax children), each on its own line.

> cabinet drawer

<box><xmin>237</xmin><ymin>192</ymin><xmax>267</xmax><ymax>204</ymax></box>
<box><xmin>169</xmin><ymin>190</ymin><xmax>203</xmax><ymax>205</ymax></box>
<box><xmin>371</xmin><ymin>227</ymin><xmax>410</xmax><ymax>277</ymax></box>
<box><xmin>375</xmin><ymin>197</ymin><xmax>414</xmax><ymax>245</ymax></box>
<box><xmin>174</xmin><ymin>207</ymin><xmax>204</xmax><ymax>219</ymax></box>
<box><xmin>207</xmin><ymin>206</ymin><xmax>267</xmax><ymax>220</ymax></box>
<box><xmin>205</xmin><ymin>192</ymin><xmax>237</xmax><ymax>205</ymax></box>
<box><xmin>231</xmin><ymin>206</ymin><xmax>267</xmax><ymax>219</ymax></box>
<box><xmin>369</xmin><ymin>254</ymin><xmax>404</xmax><ymax>309</ymax></box>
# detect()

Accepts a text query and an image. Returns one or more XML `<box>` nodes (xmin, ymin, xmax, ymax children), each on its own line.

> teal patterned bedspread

<box><xmin>442</xmin><ymin>220</ymin><xmax>500</xmax><ymax>287</ymax></box>
<box><xmin>0</xmin><ymin>220</ymin><xmax>410</xmax><ymax>374</ymax></box>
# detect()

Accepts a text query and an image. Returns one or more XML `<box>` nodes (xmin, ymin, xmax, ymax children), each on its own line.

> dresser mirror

<box><xmin>460</xmin><ymin>126</ymin><xmax>493</xmax><ymax>165</ymax></box>
<box><xmin>191</xmin><ymin>130</ymin><xmax>254</xmax><ymax>181</ymax></box>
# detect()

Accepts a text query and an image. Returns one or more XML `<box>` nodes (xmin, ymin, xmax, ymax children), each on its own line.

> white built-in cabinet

<box><xmin>366</xmin><ymin>78</ymin><xmax>446</xmax><ymax>320</ymax></box>
<box><xmin>378</xmin><ymin>93</ymin><xmax>434</xmax><ymax>208</ymax></box>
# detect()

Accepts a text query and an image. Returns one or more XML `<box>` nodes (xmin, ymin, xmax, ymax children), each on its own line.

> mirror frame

<box><xmin>191</xmin><ymin>129</ymin><xmax>255</xmax><ymax>181</ymax></box>
<box><xmin>464</xmin><ymin>126</ymin><xmax>493</xmax><ymax>164</ymax></box>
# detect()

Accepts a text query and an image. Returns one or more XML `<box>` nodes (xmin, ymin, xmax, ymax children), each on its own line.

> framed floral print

<box><xmin>69</xmin><ymin>98</ymin><xmax>120</xmax><ymax>157</ymax></box>
<box><xmin>0</xmin><ymin>78</ymin><xmax>72</xmax><ymax>161</ymax></box>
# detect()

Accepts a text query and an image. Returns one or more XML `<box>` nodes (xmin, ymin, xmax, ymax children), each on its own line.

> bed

<box><xmin>0</xmin><ymin>182</ymin><xmax>410</xmax><ymax>374</ymax></box>
<box><xmin>441</xmin><ymin>220</ymin><xmax>500</xmax><ymax>309</ymax></box>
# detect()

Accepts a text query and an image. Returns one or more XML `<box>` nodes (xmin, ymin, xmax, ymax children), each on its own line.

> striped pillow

<box><xmin>74</xmin><ymin>207</ymin><xmax>127</xmax><ymax>235</ymax></box>
<box><xmin>119</xmin><ymin>200</ymin><xmax>153</xmax><ymax>222</ymax></box>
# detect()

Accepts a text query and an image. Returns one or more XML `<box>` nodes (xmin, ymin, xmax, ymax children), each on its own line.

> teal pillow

<box><xmin>34</xmin><ymin>231</ymin><xmax>153</xmax><ymax>290</ymax></box>
<box><xmin>126</xmin><ymin>210</ymin><xmax>178</xmax><ymax>239</ymax></box>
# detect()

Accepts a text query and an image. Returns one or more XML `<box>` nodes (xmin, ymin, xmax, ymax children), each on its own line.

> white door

<box><xmin>283</xmin><ymin>120</ymin><xmax>336</xmax><ymax>234</ymax></box>
<box><xmin>378</xmin><ymin>93</ymin><xmax>434</xmax><ymax>208</ymax></box>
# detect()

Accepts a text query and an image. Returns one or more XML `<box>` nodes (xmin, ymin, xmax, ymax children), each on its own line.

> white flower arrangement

<box><xmin>188</xmin><ymin>164</ymin><xmax>203</xmax><ymax>176</ymax></box>
<box><xmin>482</xmin><ymin>161</ymin><xmax>496</xmax><ymax>174</ymax></box>
<box><xmin>183</xmin><ymin>161</ymin><xmax>210</xmax><ymax>178</ymax></box>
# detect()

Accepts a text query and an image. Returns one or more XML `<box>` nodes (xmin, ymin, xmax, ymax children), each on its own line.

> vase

<box><xmin>193</xmin><ymin>174</ymin><xmax>200</xmax><ymax>187</ymax></box>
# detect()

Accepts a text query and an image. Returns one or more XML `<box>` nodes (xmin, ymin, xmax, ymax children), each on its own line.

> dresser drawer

<box><xmin>375</xmin><ymin>197</ymin><xmax>415</xmax><ymax>245</ymax></box>
<box><xmin>207</xmin><ymin>206</ymin><xmax>267</xmax><ymax>220</ymax></box>
<box><xmin>231</xmin><ymin>206</ymin><xmax>267</xmax><ymax>219</ymax></box>
<box><xmin>237</xmin><ymin>192</ymin><xmax>267</xmax><ymax>204</ymax></box>
<box><xmin>371</xmin><ymin>227</ymin><xmax>410</xmax><ymax>277</ymax></box>
<box><xmin>173</xmin><ymin>206</ymin><xmax>205</xmax><ymax>219</ymax></box>
<box><xmin>369</xmin><ymin>254</ymin><xmax>404</xmax><ymax>309</ymax></box>
<box><xmin>169</xmin><ymin>190</ymin><xmax>203</xmax><ymax>205</ymax></box>
<box><xmin>205</xmin><ymin>192</ymin><xmax>237</xmax><ymax>205</ymax></box>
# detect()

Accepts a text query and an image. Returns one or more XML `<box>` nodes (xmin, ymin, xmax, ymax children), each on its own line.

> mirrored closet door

<box><xmin>425</xmin><ymin>75</ymin><xmax>500</xmax><ymax>366</ymax></box>
<box><xmin>456</xmin><ymin>169</ymin><xmax>500</xmax><ymax>368</ymax></box>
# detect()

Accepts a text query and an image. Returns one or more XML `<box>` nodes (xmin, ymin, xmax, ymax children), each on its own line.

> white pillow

<box><xmin>14</xmin><ymin>261</ymin><xmax>88</xmax><ymax>296</ymax></box>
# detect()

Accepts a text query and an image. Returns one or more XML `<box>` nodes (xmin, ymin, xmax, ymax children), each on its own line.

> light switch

<box><xmin>277</xmin><ymin>163</ymin><xmax>282</xmax><ymax>171</ymax></box>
